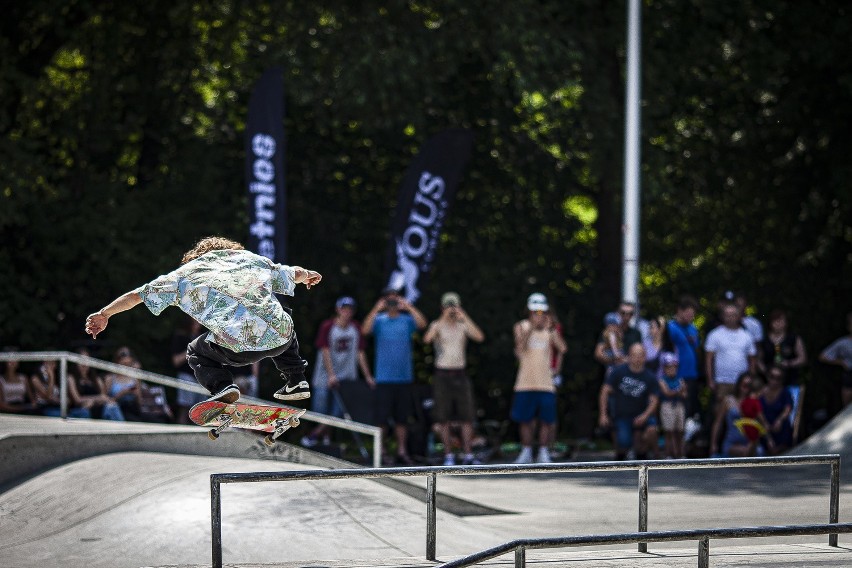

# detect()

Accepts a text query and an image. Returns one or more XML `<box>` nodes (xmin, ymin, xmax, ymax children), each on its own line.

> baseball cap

<box><xmin>336</xmin><ymin>296</ymin><xmax>356</xmax><ymax>309</ymax></box>
<box><xmin>604</xmin><ymin>312</ymin><xmax>621</xmax><ymax>326</ymax></box>
<box><xmin>527</xmin><ymin>293</ymin><xmax>549</xmax><ymax>312</ymax></box>
<box><xmin>381</xmin><ymin>285</ymin><xmax>401</xmax><ymax>297</ymax></box>
<box><xmin>441</xmin><ymin>292</ymin><xmax>461</xmax><ymax>308</ymax></box>
<box><xmin>660</xmin><ymin>351</ymin><xmax>680</xmax><ymax>367</ymax></box>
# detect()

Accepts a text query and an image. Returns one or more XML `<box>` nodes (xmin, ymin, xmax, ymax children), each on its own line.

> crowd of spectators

<box><xmin>1</xmin><ymin>288</ymin><xmax>850</xmax><ymax>467</ymax></box>
<box><xmin>0</xmin><ymin>345</ymin><xmax>174</xmax><ymax>423</ymax></box>
<box><xmin>594</xmin><ymin>294</ymin><xmax>851</xmax><ymax>461</ymax></box>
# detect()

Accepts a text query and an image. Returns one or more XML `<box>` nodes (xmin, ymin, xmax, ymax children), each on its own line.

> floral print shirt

<box><xmin>136</xmin><ymin>249</ymin><xmax>296</xmax><ymax>352</ymax></box>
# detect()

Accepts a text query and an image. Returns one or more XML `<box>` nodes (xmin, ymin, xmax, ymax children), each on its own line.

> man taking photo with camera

<box><xmin>424</xmin><ymin>292</ymin><xmax>485</xmax><ymax>465</ymax></box>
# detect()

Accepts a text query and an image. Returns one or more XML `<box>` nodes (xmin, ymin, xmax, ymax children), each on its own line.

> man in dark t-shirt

<box><xmin>598</xmin><ymin>343</ymin><xmax>660</xmax><ymax>460</ymax></box>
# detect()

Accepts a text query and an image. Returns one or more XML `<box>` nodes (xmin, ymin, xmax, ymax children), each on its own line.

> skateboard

<box><xmin>189</xmin><ymin>400</ymin><xmax>306</xmax><ymax>447</ymax></box>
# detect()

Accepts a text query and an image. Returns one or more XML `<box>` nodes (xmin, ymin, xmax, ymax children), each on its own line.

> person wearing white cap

<box><xmin>510</xmin><ymin>293</ymin><xmax>567</xmax><ymax>464</ymax></box>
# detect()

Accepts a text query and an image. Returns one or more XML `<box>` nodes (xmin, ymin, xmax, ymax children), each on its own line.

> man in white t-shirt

<box><xmin>705</xmin><ymin>302</ymin><xmax>757</xmax><ymax>401</ymax></box>
<box><xmin>819</xmin><ymin>311</ymin><xmax>852</xmax><ymax>409</ymax></box>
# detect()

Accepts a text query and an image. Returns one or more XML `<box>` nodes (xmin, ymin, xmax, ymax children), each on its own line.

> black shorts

<box><xmin>374</xmin><ymin>383</ymin><xmax>413</xmax><ymax>426</ymax></box>
<box><xmin>842</xmin><ymin>369</ymin><xmax>852</xmax><ymax>390</ymax></box>
<box><xmin>432</xmin><ymin>369</ymin><xmax>475</xmax><ymax>423</ymax></box>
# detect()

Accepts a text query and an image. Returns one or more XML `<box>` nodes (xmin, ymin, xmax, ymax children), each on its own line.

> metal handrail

<box><xmin>439</xmin><ymin>522</ymin><xmax>852</xmax><ymax>568</ymax></box>
<box><xmin>209</xmin><ymin>454</ymin><xmax>841</xmax><ymax>568</ymax></box>
<box><xmin>0</xmin><ymin>351</ymin><xmax>383</xmax><ymax>467</ymax></box>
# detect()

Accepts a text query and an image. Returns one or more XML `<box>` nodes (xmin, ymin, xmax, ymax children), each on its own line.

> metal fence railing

<box><xmin>0</xmin><ymin>351</ymin><xmax>383</xmax><ymax>467</ymax></box>
<box><xmin>439</xmin><ymin>522</ymin><xmax>852</xmax><ymax>568</ymax></box>
<box><xmin>209</xmin><ymin>454</ymin><xmax>842</xmax><ymax>568</ymax></box>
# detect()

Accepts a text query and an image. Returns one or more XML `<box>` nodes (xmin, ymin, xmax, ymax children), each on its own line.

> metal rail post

<box><xmin>638</xmin><ymin>465</ymin><xmax>648</xmax><ymax>552</ymax></box>
<box><xmin>830</xmin><ymin>459</ymin><xmax>840</xmax><ymax>546</ymax></box>
<box><xmin>212</xmin><ymin>477</ymin><xmax>223</xmax><ymax>568</ymax></box>
<box><xmin>698</xmin><ymin>536</ymin><xmax>710</xmax><ymax>568</ymax></box>
<box><xmin>59</xmin><ymin>354</ymin><xmax>68</xmax><ymax>419</ymax></box>
<box><xmin>427</xmin><ymin>473</ymin><xmax>437</xmax><ymax>560</ymax></box>
<box><xmin>514</xmin><ymin>545</ymin><xmax>525</xmax><ymax>568</ymax></box>
<box><xmin>373</xmin><ymin>430</ymin><xmax>383</xmax><ymax>469</ymax></box>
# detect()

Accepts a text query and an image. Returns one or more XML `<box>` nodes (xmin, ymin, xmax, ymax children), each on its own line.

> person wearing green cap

<box><xmin>424</xmin><ymin>292</ymin><xmax>485</xmax><ymax>466</ymax></box>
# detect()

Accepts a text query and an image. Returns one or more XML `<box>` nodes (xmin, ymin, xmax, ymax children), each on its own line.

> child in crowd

<box><xmin>657</xmin><ymin>352</ymin><xmax>686</xmax><ymax>459</ymax></box>
<box><xmin>602</xmin><ymin>312</ymin><xmax>624</xmax><ymax>362</ymax></box>
<box><xmin>737</xmin><ymin>376</ymin><xmax>774</xmax><ymax>455</ymax></box>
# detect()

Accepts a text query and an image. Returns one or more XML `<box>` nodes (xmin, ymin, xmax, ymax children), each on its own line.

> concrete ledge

<box><xmin>0</xmin><ymin>414</ymin><xmax>354</xmax><ymax>491</ymax></box>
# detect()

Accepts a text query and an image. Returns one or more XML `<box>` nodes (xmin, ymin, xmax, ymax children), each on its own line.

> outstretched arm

<box><xmin>85</xmin><ymin>291</ymin><xmax>143</xmax><ymax>339</ymax></box>
<box><xmin>292</xmin><ymin>267</ymin><xmax>322</xmax><ymax>289</ymax></box>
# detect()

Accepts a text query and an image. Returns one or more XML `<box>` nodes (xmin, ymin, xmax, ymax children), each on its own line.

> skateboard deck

<box><xmin>189</xmin><ymin>400</ymin><xmax>306</xmax><ymax>446</ymax></box>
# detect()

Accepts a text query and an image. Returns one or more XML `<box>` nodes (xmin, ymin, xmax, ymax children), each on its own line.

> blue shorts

<box><xmin>510</xmin><ymin>391</ymin><xmax>557</xmax><ymax>424</ymax></box>
<box><xmin>613</xmin><ymin>416</ymin><xmax>658</xmax><ymax>450</ymax></box>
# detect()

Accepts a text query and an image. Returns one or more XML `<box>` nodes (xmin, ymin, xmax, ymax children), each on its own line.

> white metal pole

<box><xmin>622</xmin><ymin>0</ymin><xmax>642</xmax><ymax>305</ymax></box>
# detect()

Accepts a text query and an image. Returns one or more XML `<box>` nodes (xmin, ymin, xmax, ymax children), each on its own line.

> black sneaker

<box><xmin>207</xmin><ymin>384</ymin><xmax>240</xmax><ymax>404</ymax></box>
<box><xmin>274</xmin><ymin>374</ymin><xmax>310</xmax><ymax>401</ymax></box>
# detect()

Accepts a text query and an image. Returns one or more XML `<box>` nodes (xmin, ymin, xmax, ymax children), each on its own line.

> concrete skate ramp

<box><xmin>791</xmin><ymin>404</ymin><xmax>852</xmax><ymax>467</ymax></box>
<box><xmin>2</xmin><ymin>415</ymin><xmax>852</xmax><ymax>568</ymax></box>
<box><xmin>0</xmin><ymin>452</ymin><xmax>506</xmax><ymax>568</ymax></box>
<box><xmin>3</xmin><ymin>451</ymin><xmax>851</xmax><ymax>568</ymax></box>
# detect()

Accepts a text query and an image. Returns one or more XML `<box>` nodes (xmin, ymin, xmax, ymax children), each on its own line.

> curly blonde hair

<box><xmin>181</xmin><ymin>236</ymin><xmax>245</xmax><ymax>264</ymax></box>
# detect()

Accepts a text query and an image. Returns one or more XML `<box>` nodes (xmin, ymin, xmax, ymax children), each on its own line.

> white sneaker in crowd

<box><xmin>513</xmin><ymin>446</ymin><xmax>534</xmax><ymax>464</ymax></box>
<box><xmin>536</xmin><ymin>447</ymin><xmax>553</xmax><ymax>463</ymax></box>
<box><xmin>461</xmin><ymin>453</ymin><xmax>481</xmax><ymax>465</ymax></box>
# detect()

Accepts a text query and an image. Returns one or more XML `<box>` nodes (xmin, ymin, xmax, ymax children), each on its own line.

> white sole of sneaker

<box><xmin>274</xmin><ymin>392</ymin><xmax>311</xmax><ymax>401</ymax></box>
<box><xmin>207</xmin><ymin>390</ymin><xmax>240</xmax><ymax>404</ymax></box>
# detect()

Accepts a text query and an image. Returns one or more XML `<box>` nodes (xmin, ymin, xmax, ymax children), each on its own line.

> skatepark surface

<box><xmin>2</xmin><ymin>406</ymin><xmax>852</xmax><ymax>568</ymax></box>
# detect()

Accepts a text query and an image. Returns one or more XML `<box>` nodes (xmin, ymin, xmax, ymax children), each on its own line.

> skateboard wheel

<box><xmin>263</xmin><ymin>435</ymin><xmax>276</xmax><ymax>447</ymax></box>
<box><xmin>291</xmin><ymin>417</ymin><xmax>300</xmax><ymax>427</ymax></box>
<box><xmin>208</xmin><ymin>430</ymin><xmax>219</xmax><ymax>441</ymax></box>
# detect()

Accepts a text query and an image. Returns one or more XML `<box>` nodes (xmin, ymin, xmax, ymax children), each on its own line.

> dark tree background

<box><xmin>2</xmin><ymin>1</ymin><xmax>849</xmax><ymax>438</ymax></box>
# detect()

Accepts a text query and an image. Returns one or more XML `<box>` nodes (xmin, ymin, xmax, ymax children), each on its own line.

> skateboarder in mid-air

<box><xmin>85</xmin><ymin>236</ymin><xmax>322</xmax><ymax>405</ymax></box>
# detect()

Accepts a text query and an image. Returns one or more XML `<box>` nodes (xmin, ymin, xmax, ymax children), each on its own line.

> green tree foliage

<box><xmin>1</xmin><ymin>1</ymin><xmax>849</xmax><ymax>431</ymax></box>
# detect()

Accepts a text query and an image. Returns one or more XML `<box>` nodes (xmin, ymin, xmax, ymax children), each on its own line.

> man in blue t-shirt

<box><xmin>598</xmin><ymin>343</ymin><xmax>660</xmax><ymax>460</ymax></box>
<box><xmin>363</xmin><ymin>286</ymin><xmax>428</xmax><ymax>465</ymax></box>
<box><xmin>668</xmin><ymin>295</ymin><xmax>702</xmax><ymax>419</ymax></box>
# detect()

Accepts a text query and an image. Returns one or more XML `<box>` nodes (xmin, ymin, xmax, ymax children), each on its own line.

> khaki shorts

<box><xmin>432</xmin><ymin>369</ymin><xmax>475</xmax><ymax>423</ymax></box>
<box><xmin>659</xmin><ymin>400</ymin><xmax>685</xmax><ymax>432</ymax></box>
<box><xmin>715</xmin><ymin>382</ymin><xmax>735</xmax><ymax>402</ymax></box>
